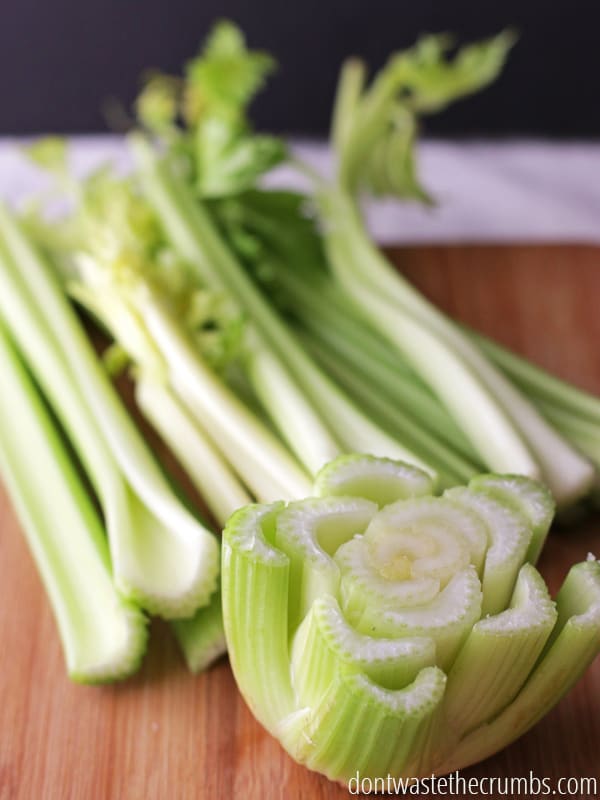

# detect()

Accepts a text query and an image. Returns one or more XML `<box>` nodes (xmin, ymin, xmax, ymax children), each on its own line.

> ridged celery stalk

<box><xmin>0</xmin><ymin>322</ymin><xmax>147</xmax><ymax>681</ymax></box>
<box><xmin>222</xmin><ymin>454</ymin><xmax>600</xmax><ymax>782</ymax></box>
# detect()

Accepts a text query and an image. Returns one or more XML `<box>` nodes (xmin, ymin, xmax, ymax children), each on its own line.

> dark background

<box><xmin>1</xmin><ymin>0</ymin><xmax>598</xmax><ymax>137</ymax></box>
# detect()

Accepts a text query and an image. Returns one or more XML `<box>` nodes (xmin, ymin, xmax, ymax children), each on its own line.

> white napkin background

<box><xmin>1</xmin><ymin>136</ymin><xmax>599</xmax><ymax>244</ymax></box>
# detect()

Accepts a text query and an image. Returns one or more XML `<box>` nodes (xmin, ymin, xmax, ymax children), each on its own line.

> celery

<box><xmin>132</xmin><ymin>137</ymin><xmax>436</xmax><ymax>479</ymax></box>
<box><xmin>0</xmin><ymin>205</ymin><xmax>219</xmax><ymax>619</ymax></box>
<box><xmin>222</xmin><ymin>454</ymin><xmax>600</xmax><ymax>782</ymax></box>
<box><xmin>262</xmin><ymin>30</ymin><xmax>595</xmax><ymax>507</ymax></box>
<box><xmin>0</xmin><ymin>322</ymin><xmax>147</xmax><ymax>681</ymax></box>
<box><xmin>319</xmin><ymin>190</ymin><xmax>594</xmax><ymax>506</ymax></box>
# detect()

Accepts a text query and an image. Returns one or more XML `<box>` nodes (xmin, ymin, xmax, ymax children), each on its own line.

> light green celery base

<box><xmin>445</xmin><ymin>486</ymin><xmax>532</xmax><ymax>616</ymax></box>
<box><xmin>280</xmin><ymin>666</ymin><xmax>446</xmax><ymax>782</ymax></box>
<box><xmin>0</xmin><ymin>323</ymin><xmax>147</xmax><ymax>682</ymax></box>
<box><xmin>442</xmin><ymin>564</ymin><xmax>556</xmax><ymax>737</ymax></box>
<box><xmin>275</xmin><ymin>496</ymin><xmax>377</xmax><ymax>630</ymax></box>
<box><xmin>468</xmin><ymin>473</ymin><xmax>555</xmax><ymax>564</ymax></box>
<box><xmin>314</xmin><ymin>453</ymin><xmax>434</xmax><ymax>506</ymax></box>
<box><xmin>221</xmin><ymin>454</ymin><xmax>600</xmax><ymax>783</ymax></box>
<box><xmin>291</xmin><ymin>595</ymin><xmax>436</xmax><ymax>697</ymax></box>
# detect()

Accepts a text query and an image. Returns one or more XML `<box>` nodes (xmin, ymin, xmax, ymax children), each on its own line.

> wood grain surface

<box><xmin>1</xmin><ymin>245</ymin><xmax>599</xmax><ymax>800</ymax></box>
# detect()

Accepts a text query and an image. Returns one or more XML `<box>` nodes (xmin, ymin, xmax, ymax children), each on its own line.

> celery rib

<box><xmin>135</xmin><ymin>374</ymin><xmax>251</xmax><ymax>524</ymax></box>
<box><xmin>0</xmin><ymin>322</ymin><xmax>147</xmax><ymax>682</ymax></box>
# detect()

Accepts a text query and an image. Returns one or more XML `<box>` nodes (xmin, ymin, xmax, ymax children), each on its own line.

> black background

<box><xmin>1</xmin><ymin>0</ymin><xmax>598</xmax><ymax>137</ymax></box>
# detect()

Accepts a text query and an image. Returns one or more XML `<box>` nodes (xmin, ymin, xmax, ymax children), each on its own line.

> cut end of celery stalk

<box><xmin>222</xmin><ymin>453</ymin><xmax>600</xmax><ymax>782</ymax></box>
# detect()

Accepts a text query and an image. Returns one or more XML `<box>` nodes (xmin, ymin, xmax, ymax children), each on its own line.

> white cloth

<box><xmin>1</xmin><ymin>136</ymin><xmax>599</xmax><ymax>244</ymax></box>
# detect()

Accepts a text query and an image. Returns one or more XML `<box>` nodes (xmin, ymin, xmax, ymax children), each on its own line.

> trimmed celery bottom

<box><xmin>222</xmin><ymin>455</ymin><xmax>600</xmax><ymax>782</ymax></box>
<box><xmin>0</xmin><ymin>323</ymin><xmax>147</xmax><ymax>681</ymax></box>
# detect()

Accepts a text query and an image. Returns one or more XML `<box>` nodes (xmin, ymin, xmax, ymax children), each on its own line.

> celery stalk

<box><xmin>300</xmin><ymin>333</ymin><xmax>479</xmax><ymax>486</ymax></box>
<box><xmin>135</xmin><ymin>375</ymin><xmax>251</xmax><ymax>524</ymax></box>
<box><xmin>472</xmin><ymin>328</ymin><xmax>600</xmax><ymax>427</ymax></box>
<box><xmin>0</xmin><ymin>322</ymin><xmax>147</xmax><ymax>681</ymax></box>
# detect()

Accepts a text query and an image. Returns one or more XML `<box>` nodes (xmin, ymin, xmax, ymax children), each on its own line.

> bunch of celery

<box><xmin>1</xmin><ymin>22</ymin><xmax>599</xmax><ymax>780</ymax></box>
<box><xmin>127</xmin><ymin>23</ymin><xmax>598</xmax><ymax>509</ymax></box>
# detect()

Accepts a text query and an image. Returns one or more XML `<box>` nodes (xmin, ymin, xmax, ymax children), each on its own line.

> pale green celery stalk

<box><xmin>532</xmin><ymin>401</ymin><xmax>600</xmax><ymax>470</ymax></box>
<box><xmin>0</xmin><ymin>321</ymin><xmax>147</xmax><ymax>682</ymax></box>
<box><xmin>136</xmin><ymin>377</ymin><xmax>251</xmax><ymax>672</ymax></box>
<box><xmin>0</xmin><ymin>205</ymin><xmax>218</xmax><ymax>618</ymax></box>
<box><xmin>135</xmin><ymin>374</ymin><xmax>252</xmax><ymax>520</ymax></box>
<box><xmin>319</xmin><ymin>190</ymin><xmax>595</xmax><ymax>506</ymax></box>
<box><xmin>464</xmin><ymin>330</ymin><xmax>600</xmax><ymax>470</ymax></box>
<box><xmin>171</xmin><ymin>583</ymin><xmax>227</xmax><ymax>673</ymax></box>
<box><xmin>299</xmin><ymin>332</ymin><xmax>478</xmax><ymax>487</ymax></box>
<box><xmin>273</xmin><ymin>265</ymin><xmax>476</xmax><ymax>460</ymax></box>
<box><xmin>72</xmin><ymin>254</ymin><xmax>311</xmax><ymax>503</ymax></box>
<box><xmin>471</xmin><ymin>327</ymin><xmax>600</xmax><ymax>427</ymax></box>
<box><xmin>135</xmin><ymin>376</ymin><xmax>256</xmax><ymax>671</ymax></box>
<box><xmin>137</xmin><ymin>295</ymin><xmax>312</xmax><ymax>502</ymax></box>
<box><xmin>242</xmin><ymin>330</ymin><xmax>342</xmax><ymax>475</ymax></box>
<box><xmin>266</xmin><ymin>189</ymin><xmax>598</xmax><ymax>484</ymax></box>
<box><xmin>131</xmin><ymin>136</ymin><xmax>439</xmax><ymax>482</ymax></box>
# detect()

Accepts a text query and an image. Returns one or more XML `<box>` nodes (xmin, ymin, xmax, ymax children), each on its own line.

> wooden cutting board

<box><xmin>1</xmin><ymin>244</ymin><xmax>599</xmax><ymax>800</ymax></box>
